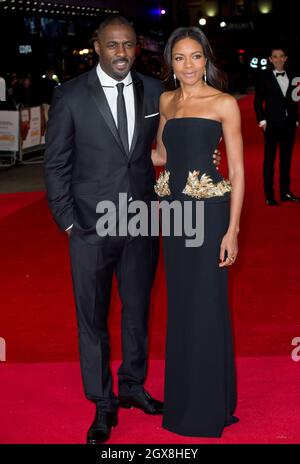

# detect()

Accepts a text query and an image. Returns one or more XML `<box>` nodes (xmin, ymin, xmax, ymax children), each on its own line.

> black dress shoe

<box><xmin>266</xmin><ymin>198</ymin><xmax>279</xmax><ymax>206</ymax></box>
<box><xmin>280</xmin><ymin>192</ymin><xmax>300</xmax><ymax>202</ymax></box>
<box><xmin>87</xmin><ymin>409</ymin><xmax>118</xmax><ymax>444</ymax></box>
<box><xmin>119</xmin><ymin>390</ymin><xmax>164</xmax><ymax>415</ymax></box>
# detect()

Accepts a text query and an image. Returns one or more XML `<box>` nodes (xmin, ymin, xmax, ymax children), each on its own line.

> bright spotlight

<box><xmin>199</xmin><ymin>18</ymin><xmax>207</xmax><ymax>26</ymax></box>
<box><xmin>220</xmin><ymin>21</ymin><xmax>227</xmax><ymax>28</ymax></box>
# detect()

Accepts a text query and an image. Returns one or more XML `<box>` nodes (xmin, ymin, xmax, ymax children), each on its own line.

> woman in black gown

<box><xmin>152</xmin><ymin>27</ymin><xmax>244</xmax><ymax>437</ymax></box>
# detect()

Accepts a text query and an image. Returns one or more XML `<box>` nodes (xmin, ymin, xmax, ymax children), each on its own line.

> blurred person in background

<box><xmin>40</xmin><ymin>68</ymin><xmax>60</xmax><ymax>122</ymax></box>
<box><xmin>254</xmin><ymin>47</ymin><xmax>300</xmax><ymax>205</ymax></box>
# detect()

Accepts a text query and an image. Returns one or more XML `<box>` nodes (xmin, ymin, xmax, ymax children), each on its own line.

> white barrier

<box><xmin>0</xmin><ymin>106</ymin><xmax>46</xmax><ymax>166</ymax></box>
<box><xmin>0</xmin><ymin>110</ymin><xmax>19</xmax><ymax>150</ymax></box>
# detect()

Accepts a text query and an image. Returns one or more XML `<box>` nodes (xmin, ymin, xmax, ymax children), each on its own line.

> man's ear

<box><xmin>94</xmin><ymin>40</ymin><xmax>100</xmax><ymax>56</ymax></box>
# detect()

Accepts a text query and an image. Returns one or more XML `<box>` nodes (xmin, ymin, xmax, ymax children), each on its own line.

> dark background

<box><xmin>0</xmin><ymin>0</ymin><xmax>300</xmax><ymax>90</ymax></box>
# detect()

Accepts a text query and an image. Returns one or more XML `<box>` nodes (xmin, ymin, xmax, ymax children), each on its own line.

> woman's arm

<box><xmin>151</xmin><ymin>93</ymin><xmax>168</xmax><ymax>166</ymax></box>
<box><xmin>218</xmin><ymin>95</ymin><xmax>245</xmax><ymax>267</ymax></box>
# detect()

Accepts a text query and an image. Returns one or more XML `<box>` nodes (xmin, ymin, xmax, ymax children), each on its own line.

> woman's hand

<box><xmin>151</xmin><ymin>148</ymin><xmax>166</xmax><ymax>166</ymax></box>
<box><xmin>219</xmin><ymin>231</ymin><xmax>239</xmax><ymax>267</ymax></box>
<box><xmin>213</xmin><ymin>148</ymin><xmax>221</xmax><ymax>170</ymax></box>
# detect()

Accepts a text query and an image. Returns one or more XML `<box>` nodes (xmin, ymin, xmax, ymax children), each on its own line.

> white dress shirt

<box><xmin>66</xmin><ymin>65</ymin><xmax>135</xmax><ymax>231</ymax></box>
<box><xmin>96</xmin><ymin>63</ymin><xmax>135</xmax><ymax>149</ymax></box>
<box><xmin>273</xmin><ymin>69</ymin><xmax>289</xmax><ymax>97</ymax></box>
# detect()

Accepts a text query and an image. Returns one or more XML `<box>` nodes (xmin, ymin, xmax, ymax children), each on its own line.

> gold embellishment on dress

<box><xmin>182</xmin><ymin>170</ymin><xmax>232</xmax><ymax>199</ymax></box>
<box><xmin>154</xmin><ymin>170</ymin><xmax>171</xmax><ymax>197</ymax></box>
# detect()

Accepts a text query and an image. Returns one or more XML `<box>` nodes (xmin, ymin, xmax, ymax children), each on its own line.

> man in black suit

<box><xmin>254</xmin><ymin>47</ymin><xmax>299</xmax><ymax>205</ymax></box>
<box><xmin>45</xmin><ymin>15</ymin><xmax>220</xmax><ymax>444</ymax></box>
<box><xmin>45</xmin><ymin>15</ymin><xmax>164</xmax><ymax>444</ymax></box>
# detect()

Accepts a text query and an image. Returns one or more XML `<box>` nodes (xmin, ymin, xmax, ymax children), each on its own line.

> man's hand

<box><xmin>213</xmin><ymin>149</ymin><xmax>221</xmax><ymax>170</ymax></box>
<box><xmin>259</xmin><ymin>120</ymin><xmax>267</xmax><ymax>131</ymax></box>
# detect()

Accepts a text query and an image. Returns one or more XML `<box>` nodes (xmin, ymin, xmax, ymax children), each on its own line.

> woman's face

<box><xmin>172</xmin><ymin>38</ymin><xmax>206</xmax><ymax>86</ymax></box>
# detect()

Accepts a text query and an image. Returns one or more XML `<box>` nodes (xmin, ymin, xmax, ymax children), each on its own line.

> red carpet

<box><xmin>0</xmin><ymin>95</ymin><xmax>300</xmax><ymax>443</ymax></box>
<box><xmin>0</xmin><ymin>191</ymin><xmax>45</xmax><ymax>219</ymax></box>
<box><xmin>0</xmin><ymin>95</ymin><xmax>300</xmax><ymax>361</ymax></box>
<box><xmin>1</xmin><ymin>357</ymin><xmax>300</xmax><ymax>444</ymax></box>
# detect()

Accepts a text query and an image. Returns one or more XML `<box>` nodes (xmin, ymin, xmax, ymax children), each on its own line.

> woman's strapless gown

<box><xmin>156</xmin><ymin>118</ymin><xmax>238</xmax><ymax>438</ymax></box>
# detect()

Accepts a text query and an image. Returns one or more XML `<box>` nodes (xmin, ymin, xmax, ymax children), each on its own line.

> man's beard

<box><xmin>111</xmin><ymin>59</ymin><xmax>130</xmax><ymax>80</ymax></box>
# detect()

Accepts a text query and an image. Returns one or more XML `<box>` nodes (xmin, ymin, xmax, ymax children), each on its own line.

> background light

<box><xmin>204</xmin><ymin>0</ymin><xmax>218</xmax><ymax>17</ymax></box>
<box><xmin>260</xmin><ymin>58</ymin><xmax>267</xmax><ymax>70</ymax></box>
<box><xmin>220</xmin><ymin>21</ymin><xmax>227</xmax><ymax>28</ymax></box>
<box><xmin>206</xmin><ymin>8</ymin><xmax>217</xmax><ymax>17</ymax></box>
<box><xmin>250</xmin><ymin>57</ymin><xmax>259</xmax><ymax>69</ymax></box>
<box><xmin>160</xmin><ymin>9</ymin><xmax>166</xmax><ymax>15</ymax></box>
<box><xmin>79</xmin><ymin>48</ymin><xmax>90</xmax><ymax>55</ymax></box>
<box><xmin>199</xmin><ymin>18</ymin><xmax>207</xmax><ymax>26</ymax></box>
<box><xmin>258</xmin><ymin>0</ymin><xmax>272</xmax><ymax>14</ymax></box>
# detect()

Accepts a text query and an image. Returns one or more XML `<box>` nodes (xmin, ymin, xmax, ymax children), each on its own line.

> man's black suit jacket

<box><xmin>44</xmin><ymin>67</ymin><xmax>164</xmax><ymax>241</ymax></box>
<box><xmin>254</xmin><ymin>69</ymin><xmax>299</xmax><ymax>128</ymax></box>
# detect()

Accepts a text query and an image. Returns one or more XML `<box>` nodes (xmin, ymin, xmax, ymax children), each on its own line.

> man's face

<box><xmin>94</xmin><ymin>24</ymin><xmax>136</xmax><ymax>80</ymax></box>
<box><xmin>269</xmin><ymin>49</ymin><xmax>287</xmax><ymax>71</ymax></box>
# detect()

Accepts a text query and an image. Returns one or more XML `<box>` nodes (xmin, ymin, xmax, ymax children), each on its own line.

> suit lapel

<box><xmin>270</xmin><ymin>70</ymin><xmax>292</xmax><ymax>100</ymax></box>
<box><xmin>285</xmin><ymin>72</ymin><xmax>294</xmax><ymax>100</ymax></box>
<box><xmin>273</xmin><ymin>70</ymin><xmax>294</xmax><ymax>101</ymax></box>
<box><xmin>87</xmin><ymin>68</ymin><xmax>125</xmax><ymax>155</ymax></box>
<box><xmin>270</xmin><ymin>70</ymin><xmax>285</xmax><ymax>98</ymax></box>
<box><xmin>129</xmin><ymin>72</ymin><xmax>144</xmax><ymax>158</ymax></box>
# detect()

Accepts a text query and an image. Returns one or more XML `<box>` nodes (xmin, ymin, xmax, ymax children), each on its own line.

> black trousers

<box><xmin>69</xmin><ymin>232</ymin><xmax>159</xmax><ymax>412</ymax></box>
<box><xmin>263</xmin><ymin>124</ymin><xmax>296</xmax><ymax>199</ymax></box>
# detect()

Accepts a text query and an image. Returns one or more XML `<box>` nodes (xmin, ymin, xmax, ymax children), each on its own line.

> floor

<box><xmin>0</xmin><ymin>162</ymin><xmax>45</xmax><ymax>193</ymax></box>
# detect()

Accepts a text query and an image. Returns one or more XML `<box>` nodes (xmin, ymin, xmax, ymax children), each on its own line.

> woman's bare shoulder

<box><xmin>213</xmin><ymin>92</ymin><xmax>240</xmax><ymax>116</ymax></box>
<box><xmin>215</xmin><ymin>92</ymin><xmax>238</xmax><ymax>105</ymax></box>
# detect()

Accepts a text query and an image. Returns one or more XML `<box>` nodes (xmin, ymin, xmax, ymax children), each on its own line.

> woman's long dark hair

<box><xmin>163</xmin><ymin>27</ymin><xmax>227</xmax><ymax>91</ymax></box>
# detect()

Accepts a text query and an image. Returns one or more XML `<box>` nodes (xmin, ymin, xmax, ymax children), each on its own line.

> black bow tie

<box><xmin>276</xmin><ymin>72</ymin><xmax>285</xmax><ymax>77</ymax></box>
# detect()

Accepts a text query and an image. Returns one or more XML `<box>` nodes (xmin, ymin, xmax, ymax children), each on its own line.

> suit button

<box><xmin>128</xmin><ymin>162</ymin><xmax>131</xmax><ymax>168</ymax></box>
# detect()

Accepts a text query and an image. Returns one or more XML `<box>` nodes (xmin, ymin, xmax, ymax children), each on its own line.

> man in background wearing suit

<box><xmin>254</xmin><ymin>47</ymin><xmax>299</xmax><ymax>205</ymax></box>
<box><xmin>45</xmin><ymin>15</ymin><xmax>220</xmax><ymax>444</ymax></box>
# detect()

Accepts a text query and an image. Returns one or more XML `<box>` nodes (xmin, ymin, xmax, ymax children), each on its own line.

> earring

<box><xmin>203</xmin><ymin>68</ymin><xmax>207</xmax><ymax>84</ymax></box>
<box><xmin>173</xmin><ymin>73</ymin><xmax>177</xmax><ymax>88</ymax></box>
